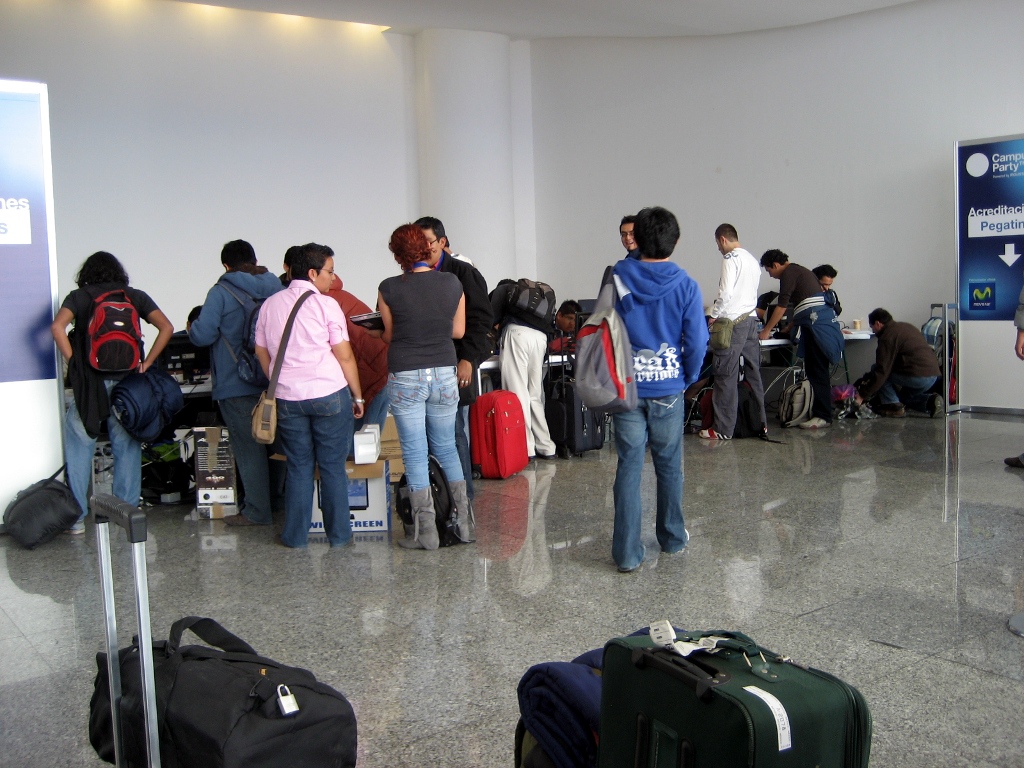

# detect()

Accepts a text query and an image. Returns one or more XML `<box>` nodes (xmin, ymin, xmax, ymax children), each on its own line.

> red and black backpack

<box><xmin>85</xmin><ymin>289</ymin><xmax>143</xmax><ymax>372</ymax></box>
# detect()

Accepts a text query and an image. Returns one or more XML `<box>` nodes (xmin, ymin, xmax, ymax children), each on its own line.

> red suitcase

<box><xmin>471</xmin><ymin>390</ymin><xmax>529</xmax><ymax>479</ymax></box>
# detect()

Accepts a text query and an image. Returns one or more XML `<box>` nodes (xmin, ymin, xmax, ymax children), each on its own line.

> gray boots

<box><xmin>448</xmin><ymin>480</ymin><xmax>475</xmax><ymax>543</ymax></box>
<box><xmin>398</xmin><ymin>487</ymin><xmax>439</xmax><ymax>550</ymax></box>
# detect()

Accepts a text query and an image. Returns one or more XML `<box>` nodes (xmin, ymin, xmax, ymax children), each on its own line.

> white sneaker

<box><xmin>799</xmin><ymin>417</ymin><xmax>831</xmax><ymax>430</ymax></box>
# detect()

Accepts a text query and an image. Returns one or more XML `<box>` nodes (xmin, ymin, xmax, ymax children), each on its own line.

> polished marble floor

<box><xmin>2</xmin><ymin>412</ymin><xmax>1024</xmax><ymax>767</ymax></box>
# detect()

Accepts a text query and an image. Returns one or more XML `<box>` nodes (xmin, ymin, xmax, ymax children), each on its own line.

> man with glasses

<box><xmin>415</xmin><ymin>217</ymin><xmax>492</xmax><ymax>505</ymax></box>
<box><xmin>620</xmin><ymin>215</ymin><xmax>640</xmax><ymax>259</ymax></box>
<box><xmin>853</xmin><ymin>308</ymin><xmax>942</xmax><ymax>418</ymax></box>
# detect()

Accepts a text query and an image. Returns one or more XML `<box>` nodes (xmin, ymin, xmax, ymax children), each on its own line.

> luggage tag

<box><xmin>648</xmin><ymin>620</ymin><xmax>717</xmax><ymax>658</ymax></box>
<box><xmin>277</xmin><ymin>684</ymin><xmax>300</xmax><ymax>716</ymax></box>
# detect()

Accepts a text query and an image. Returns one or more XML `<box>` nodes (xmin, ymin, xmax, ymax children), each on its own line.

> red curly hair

<box><xmin>389</xmin><ymin>224</ymin><xmax>432</xmax><ymax>272</ymax></box>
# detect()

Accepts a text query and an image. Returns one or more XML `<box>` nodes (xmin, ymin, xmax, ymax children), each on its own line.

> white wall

<box><xmin>0</xmin><ymin>0</ymin><xmax>418</xmax><ymax>335</ymax></box>
<box><xmin>530</xmin><ymin>0</ymin><xmax>1024</xmax><ymax>332</ymax></box>
<box><xmin>414</xmin><ymin>29</ymin><xmax>516</xmax><ymax>285</ymax></box>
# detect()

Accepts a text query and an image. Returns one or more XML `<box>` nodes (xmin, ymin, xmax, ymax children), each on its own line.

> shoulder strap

<box><xmin>218</xmin><ymin>282</ymin><xmax>250</xmax><ymax>306</ymax></box>
<box><xmin>217</xmin><ymin>282</ymin><xmax>257</xmax><ymax>361</ymax></box>
<box><xmin>168</xmin><ymin>616</ymin><xmax>257</xmax><ymax>655</ymax></box>
<box><xmin>267</xmin><ymin>290</ymin><xmax>315</xmax><ymax>398</ymax></box>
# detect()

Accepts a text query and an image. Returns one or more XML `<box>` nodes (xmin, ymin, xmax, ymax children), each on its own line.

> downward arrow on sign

<box><xmin>999</xmin><ymin>243</ymin><xmax>1021</xmax><ymax>267</ymax></box>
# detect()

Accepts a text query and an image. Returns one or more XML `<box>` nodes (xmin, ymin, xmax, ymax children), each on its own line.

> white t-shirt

<box><xmin>711</xmin><ymin>247</ymin><xmax>760</xmax><ymax>321</ymax></box>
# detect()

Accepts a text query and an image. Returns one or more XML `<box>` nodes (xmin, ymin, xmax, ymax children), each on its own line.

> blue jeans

<box><xmin>611</xmin><ymin>393</ymin><xmax>688</xmax><ymax>570</ymax></box>
<box><xmin>387</xmin><ymin>367</ymin><xmax>463</xmax><ymax>491</ymax></box>
<box><xmin>64</xmin><ymin>380</ymin><xmax>141</xmax><ymax>523</ymax></box>
<box><xmin>878</xmin><ymin>373</ymin><xmax>938</xmax><ymax>412</ymax></box>
<box><xmin>455</xmin><ymin>405</ymin><xmax>474</xmax><ymax>500</ymax></box>
<box><xmin>276</xmin><ymin>388</ymin><xmax>354</xmax><ymax>547</ymax></box>
<box><xmin>217</xmin><ymin>394</ymin><xmax>273</xmax><ymax>524</ymax></box>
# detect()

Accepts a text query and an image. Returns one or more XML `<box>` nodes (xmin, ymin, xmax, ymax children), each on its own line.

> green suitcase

<box><xmin>599</xmin><ymin>627</ymin><xmax>871</xmax><ymax>768</ymax></box>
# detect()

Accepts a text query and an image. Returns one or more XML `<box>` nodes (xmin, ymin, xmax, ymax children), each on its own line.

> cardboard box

<box><xmin>194</xmin><ymin>426</ymin><xmax>237</xmax><ymax>518</ymax></box>
<box><xmin>382</xmin><ymin>414</ymin><xmax>399</xmax><ymax>443</ymax></box>
<box><xmin>309</xmin><ymin>459</ymin><xmax>392</xmax><ymax>534</ymax></box>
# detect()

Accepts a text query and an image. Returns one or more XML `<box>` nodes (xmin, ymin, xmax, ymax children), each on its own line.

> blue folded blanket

<box><xmin>517</xmin><ymin>656</ymin><xmax>602</xmax><ymax>768</ymax></box>
<box><xmin>517</xmin><ymin>627</ymin><xmax>686</xmax><ymax>768</ymax></box>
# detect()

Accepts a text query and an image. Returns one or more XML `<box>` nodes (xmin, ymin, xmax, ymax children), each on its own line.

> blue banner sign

<box><xmin>957</xmin><ymin>134</ymin><xmax>1024</xmax><ymax>321</ymax></box>
<box><xmin>0</xmin><ymin>82</ymin><xmax>57</xmax><ymax>381</ymax></box>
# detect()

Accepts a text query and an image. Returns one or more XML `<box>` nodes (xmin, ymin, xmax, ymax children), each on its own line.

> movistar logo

<box><xmin>972</xmin><ymin>286</ymin><xmax>993</xmax><ymax>301</ymax></box>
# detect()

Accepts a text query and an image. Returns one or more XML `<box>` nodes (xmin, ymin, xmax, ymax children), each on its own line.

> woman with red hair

<box><xmin>378</xmin><ymin>224</ymin><xmax>468</xmax><ymax>549</ymax></box>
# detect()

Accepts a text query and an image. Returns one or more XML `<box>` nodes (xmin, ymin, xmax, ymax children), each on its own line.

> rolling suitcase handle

<box><xmin>93</xmin><ymin>494</ymin><xmax>161</xmax><ymax>768</ymax></box>
<box><xmin>630</xmin><ymin>647</ymin><xmax>729</xmax><ymax>703</ymax></box>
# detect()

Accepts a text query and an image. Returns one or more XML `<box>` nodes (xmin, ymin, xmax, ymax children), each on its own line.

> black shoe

<box><xmin>224</xmin><ymin>514</ymin><xmax>267</xmax><ymax>527</ymax></box>
<box><xmin>535</xmin><ymin>453</ymin><xmax>558</xmax><ymax>461</ymax></box>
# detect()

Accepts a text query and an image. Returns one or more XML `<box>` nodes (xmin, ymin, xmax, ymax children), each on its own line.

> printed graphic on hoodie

<box><xmin>633</xmin><ymin>343</ymin><xmax>681</xmax><ymax>383</ymax></box>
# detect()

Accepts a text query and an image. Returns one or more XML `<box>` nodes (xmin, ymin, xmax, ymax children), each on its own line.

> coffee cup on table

<box><xmin>852</xmin><ymin>319</ymin><xmax>862</xmax><ymax>330</ymax></box>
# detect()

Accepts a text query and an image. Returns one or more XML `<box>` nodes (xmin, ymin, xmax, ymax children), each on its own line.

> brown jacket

<box><xmin>858</xmin><ymin>321</ymin><xmax>940</xmax><ymax>400</ymax></box>
<box><xmin>326</xmin><ymin>278</ymin><xmax>389</xmax><ymax>408</ymax></box>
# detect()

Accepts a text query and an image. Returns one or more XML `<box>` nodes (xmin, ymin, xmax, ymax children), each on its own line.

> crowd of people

<box><xmin>51</xmin><ymin>207</ymin><xmax>952</xmax><ymax>570</ymax></box>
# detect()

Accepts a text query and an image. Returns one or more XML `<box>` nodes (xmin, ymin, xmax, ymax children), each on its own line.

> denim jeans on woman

<box><xmin>387</xmin><ymin>366</ymin><xmax>463</xmax><ymax>491</ymax></box>
<box><xmin>64</xmin><ymin>379</ymin><xmax>141</xmax><ymax>524</ymax></box>
<box><xmin>276</xmin><ymin>387</ymin><xmax>354</xmax><ymax>548</ymax></box>
<box><xmin>610</xmin><ymin>392</ymin><xmax>689</xmax><ymax>571</ymax></box>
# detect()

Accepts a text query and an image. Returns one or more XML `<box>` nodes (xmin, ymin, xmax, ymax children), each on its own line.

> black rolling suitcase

<box><xmin>89</xmin><ymin>494</ymin><xmax>162</xmax><ymax>767</ymax></box>
<box><xmin>545</xmin><ymin>358</ymin><xmax>605</xmax><ymax>457</ymax></box>
<box><xmin>599</xmin><ymin>622</ymin><xmax>871</xmax><ymax>768</ymax></box>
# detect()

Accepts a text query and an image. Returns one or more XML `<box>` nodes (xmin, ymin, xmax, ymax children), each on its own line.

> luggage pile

<box><xmin>517</xmin><ymin>621</ymin><xmax>872</xmax><ymax>768</ymax></box>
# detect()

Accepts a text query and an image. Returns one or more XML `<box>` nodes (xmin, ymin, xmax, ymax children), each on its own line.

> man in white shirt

<box><xmin>702</xmin><ymin>223</ymin><xmax>767</xmax><ymax>439</ymax></box>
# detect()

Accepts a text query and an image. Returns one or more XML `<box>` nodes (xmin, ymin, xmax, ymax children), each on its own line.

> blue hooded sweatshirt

<box><xmin>189</xmin><ymin>269</ymin><xmax>284</xmax><ymax>400</ymax></box>
<box><xmin>612</xmin><ymin>257</ymin><xmax>708</xmax><ymax>399</ymax></box>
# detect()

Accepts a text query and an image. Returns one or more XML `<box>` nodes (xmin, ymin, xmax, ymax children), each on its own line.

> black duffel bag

<box><xmin>90</xmin><ymin>616</ymin><xmax>357</xmax><ymax>768</ymax></box>
<box><xmin>3</xmin><ymin>466</ymin><xmax>81</xmax><ymax>549</ymax></box>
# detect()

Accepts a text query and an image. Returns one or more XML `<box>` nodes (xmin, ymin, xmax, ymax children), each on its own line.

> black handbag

<box><xmin>90</xmin><ymin>616</ymin><xmax>357</xmax><ymax>768</ymax></box>
<box><xmin>3</xmin><ymin>466</ymin><xmax>81</xmax><ymax>549</ymax></box>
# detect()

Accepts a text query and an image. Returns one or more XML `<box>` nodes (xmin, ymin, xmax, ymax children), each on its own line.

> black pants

<box><xmin>802</xmin><ymin>329</ymin><xmax>834</xmax><ymax>422</ymax></box>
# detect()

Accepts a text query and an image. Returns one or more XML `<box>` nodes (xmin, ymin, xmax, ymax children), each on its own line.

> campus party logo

<box><xmin>967</xmin><ymin>151</ymin><xmax>1024</xmax><ymax>178</ymax></box>
<box><xmin>0</xmin><ymin>196</ymin><xmax>32</xmax><ymax>245</ymax></box>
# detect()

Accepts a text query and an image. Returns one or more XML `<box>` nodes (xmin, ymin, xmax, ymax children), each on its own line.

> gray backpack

<box><xmin>779</xmin><ymin>376</ymin><xmax>813</xmax><ymax>428</ymax></box>
<box><xmin>575</xmin><ymin>279</ymin><xmax>638</xmax><ymax>414</ymax></box>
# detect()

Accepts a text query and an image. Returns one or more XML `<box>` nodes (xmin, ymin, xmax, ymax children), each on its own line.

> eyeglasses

<box><xmin>425</xmin><ymin>238</ymin><xmax>439</xmax><ymax>246</ymax></box>
<box><xmin>620</xmin><ymin>231</ymin><xmax>634</xmax><ymax>239</ymax></box>
<box><xmin>319</xmin><ymin>268</ymin><xmax>335</xmax><ymax>276</ymax></box>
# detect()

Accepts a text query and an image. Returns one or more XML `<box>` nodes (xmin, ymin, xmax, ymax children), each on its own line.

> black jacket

<box><xmin>438</xmin><ymin>254</ymin><xmax>491</xmax><ymax>405</ymax></box>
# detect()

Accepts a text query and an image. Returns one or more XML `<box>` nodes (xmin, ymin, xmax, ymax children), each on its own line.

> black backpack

<box><xmin>506</xmin><ymin>279</ymin><xmax>556</xmax><ymax>328</ymax></box>
<box><xmin>218</xmin><ymin>283</ymin><xmax>269</xmax><ymax>388</ymax></box>
<box><xmin>732</xmin><ymin>382</ymin><xmax>765</xmax><ymax>439</ymax></box>
<box><xmin>86</xmin><ymin>288</ymin><xmax>144</xmax><ymax>372</ymax></box>
<box><xmin>396</xmin><ymin>455</ymin><xmax>463</xmax><ymax>547</ymax></box>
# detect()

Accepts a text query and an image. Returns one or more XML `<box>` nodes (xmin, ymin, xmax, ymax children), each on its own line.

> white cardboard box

<box><xmin>353</xmin><ymin>423</ymin><xmax>381</xmax><ymax>464</ymax></box>
<box><xmin>309</xmin><ymin>459</ymin><xmax>392</xmax><ymax>534</ymax></box>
